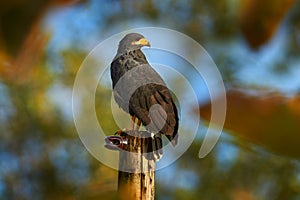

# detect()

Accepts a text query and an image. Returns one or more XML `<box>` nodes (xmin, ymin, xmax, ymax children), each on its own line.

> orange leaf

<box><xmin>238</xmin><ymin>0</ymin><xmax>295</xmax><ymax>49</ymax></box>
<box><xmin>199</xmin><ymin>90</ymin><xmax>300</xmax><ymax>159</ymax></box>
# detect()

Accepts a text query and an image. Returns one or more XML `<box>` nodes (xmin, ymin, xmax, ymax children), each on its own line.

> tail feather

<box><xmin>142</xmin><ymin>132</ymin><xmax>163</xmax><ymax>161</ymax></box>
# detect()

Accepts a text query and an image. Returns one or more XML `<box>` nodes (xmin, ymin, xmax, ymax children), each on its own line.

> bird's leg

<box><xmin>130</xmin><ymin>115</ymin><xmax>136</xmax><ymax>130</ymax></box>
<box><xmin>114</xmin><ymin>115</ymin><xmax>135</xmax><ymax>136</ymax></box>
<box><xmin>135</xmin><ymin>119</ymin><xmax>142</xmax><ymax>131</ymax></box>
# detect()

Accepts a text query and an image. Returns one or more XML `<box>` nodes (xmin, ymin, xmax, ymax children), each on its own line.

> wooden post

<box><xmin>117</xmin><ymin>131</ymin><xmax>155</xmax><ymax>200</ymax></box>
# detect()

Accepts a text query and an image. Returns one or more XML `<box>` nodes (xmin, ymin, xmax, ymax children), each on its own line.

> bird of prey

<box><xmin>110</xmin><ymin>33</ymin><xmax>179</xmax><ymax>155</ymax></box>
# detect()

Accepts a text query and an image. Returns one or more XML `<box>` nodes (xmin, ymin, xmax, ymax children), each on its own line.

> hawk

<box><xmin>110</xmin><ymin>33</ymin><xmax>179</xmax><ymax>157</ymax></box>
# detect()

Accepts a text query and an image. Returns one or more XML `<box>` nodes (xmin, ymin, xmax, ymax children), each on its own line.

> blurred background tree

<box><xmin>1</xmin><ymin>0</ymin><xmax>300</xmax><ymax>199</ymax></box>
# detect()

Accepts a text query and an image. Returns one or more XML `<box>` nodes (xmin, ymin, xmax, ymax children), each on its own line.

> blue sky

<box><xmin>44</xmin><ymin>0</ymin><xmax>300</xmax><ymax>95</ymax></box>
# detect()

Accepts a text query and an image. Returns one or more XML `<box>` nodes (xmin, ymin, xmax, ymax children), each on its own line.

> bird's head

<box><xmin>118</xmin><ymin>33</ymin><xmax>150</xmax><ymax>53</ymax></box>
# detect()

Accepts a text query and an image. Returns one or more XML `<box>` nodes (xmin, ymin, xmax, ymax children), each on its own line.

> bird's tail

<box><xmin>142</xmin><ymin>133</ymin><xmax>163</xmax><ymax>161</ymax></box>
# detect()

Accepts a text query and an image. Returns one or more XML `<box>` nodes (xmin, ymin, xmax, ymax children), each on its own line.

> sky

<box><xmin>44</xmin><ymin>0</ymin><xmax>300</xmax><ymax>96</ymax></box>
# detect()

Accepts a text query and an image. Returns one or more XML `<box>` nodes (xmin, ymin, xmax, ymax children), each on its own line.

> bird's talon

<box><xmin>114</xmin><ymin>129</ymin><xmax>123</xmax><ymax>136</ymax></box>
<box><xmin>114</xmin><ymin>129</ymin><xmax>128</xmax><ymax>138</ymax></box>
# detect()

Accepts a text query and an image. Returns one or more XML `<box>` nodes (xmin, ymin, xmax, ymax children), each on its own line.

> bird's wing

<box><xmin>129</xmin><ymin>83</ymin><xmax>178</xmax><ymax>145</ymax></box>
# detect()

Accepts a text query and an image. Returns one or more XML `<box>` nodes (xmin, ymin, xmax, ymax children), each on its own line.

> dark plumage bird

<box><xmin>110</xmin><ymin>33</ymin><xmax>179</xmax><ymax>152</ymax></box>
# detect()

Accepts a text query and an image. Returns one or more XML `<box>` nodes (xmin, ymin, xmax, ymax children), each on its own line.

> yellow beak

<box><xmin>132</xmin><ymin>38</ymin><xmax>150</xmax><ymax>46</ymax></box>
